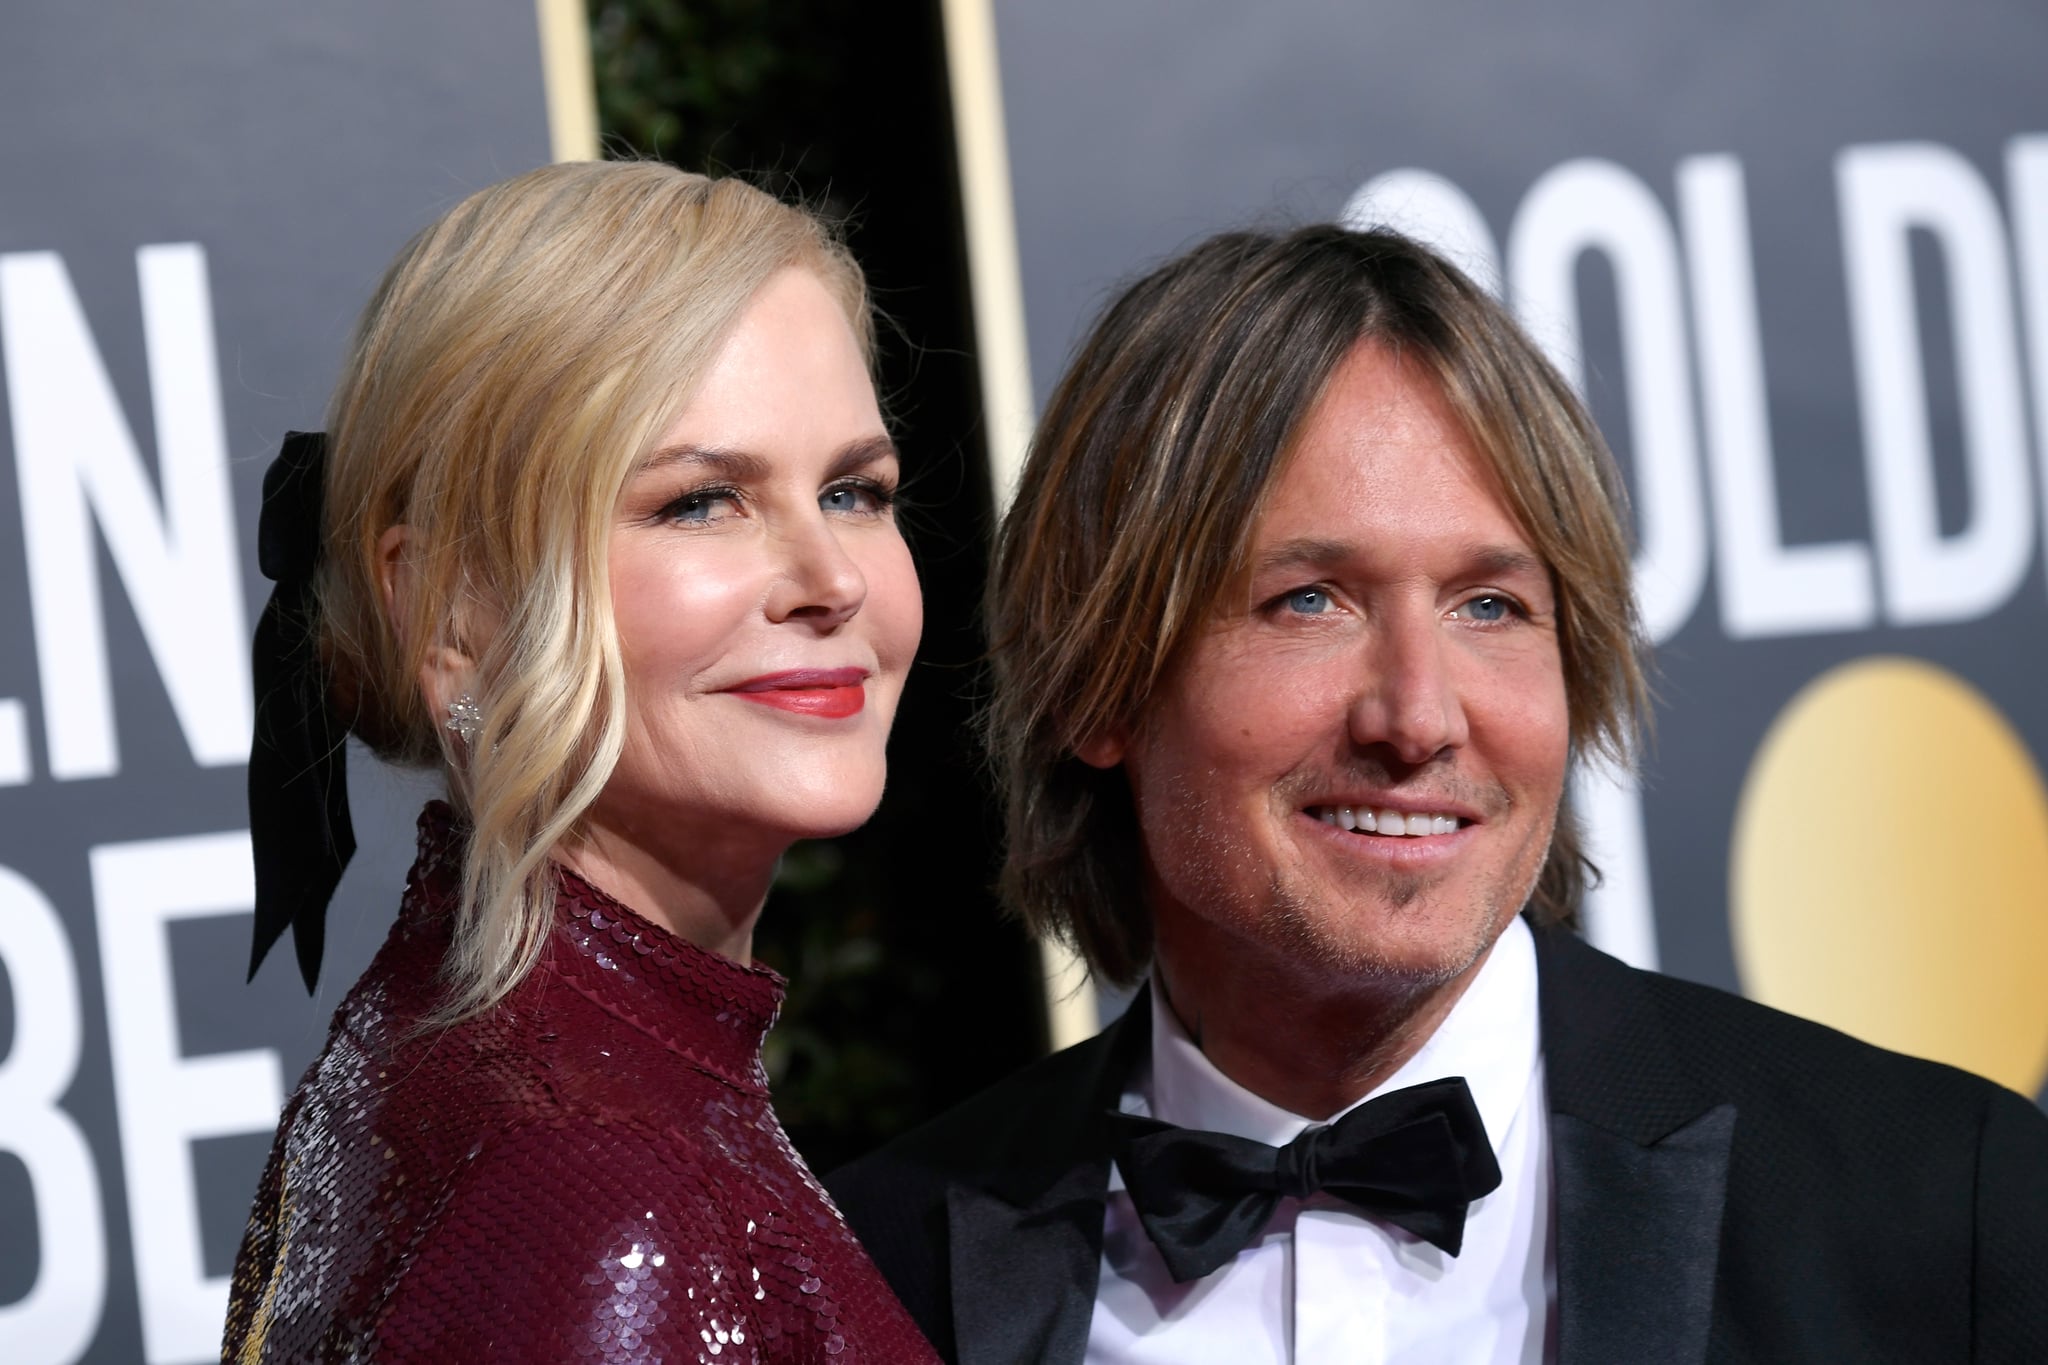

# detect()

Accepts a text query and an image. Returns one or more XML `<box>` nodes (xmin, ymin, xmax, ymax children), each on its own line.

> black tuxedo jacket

<box><xmin>829</xmin><ymin>922</ymin><xmax>2048</xmax><ymax>1363</ymax></box>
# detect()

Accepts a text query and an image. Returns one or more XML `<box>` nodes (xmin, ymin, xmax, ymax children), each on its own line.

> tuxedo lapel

<box><xmin>943</xmin><ymin>991</ymin><xmax>1153</xmax><ymax>1365</ymax></box>
<box><xmin>1549</xmin><ymin>1106</ymin><xmax>1734</xmax><ymax>1364</ymax></box>
<box><xmin>946</xmin><ymin>1168</ymin><xmax>1107</xmax><ymax>1365</ymax></box>
<box><xmin>1534</xmin><ymin>924</ymin><xmax>1734</xmax><ymax>1365</ymax></box>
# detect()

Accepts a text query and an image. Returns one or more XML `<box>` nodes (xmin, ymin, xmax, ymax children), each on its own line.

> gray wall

<box><xmin>992</xmin><ymin>0</ymin><xmax>2048</xmax><ymax>1106</ymax></box>
<box><xmin>0</xmin><ymin>5</ymin><xmax>554</xmax><ymax>1361</ymax></box>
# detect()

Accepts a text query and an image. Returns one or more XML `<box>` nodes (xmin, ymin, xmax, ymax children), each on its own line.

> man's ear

<box><xmin>1075</xmin><ymin>728</ymin><xmax>1128</xmax><ymax>769</ymax></box>
<box><xmin>377</xmin><ymin>524</ymin><xmax>480</xmax><ymax>722</ymax></box>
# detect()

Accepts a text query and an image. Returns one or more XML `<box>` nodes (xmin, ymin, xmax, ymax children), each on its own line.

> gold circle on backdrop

<box><xmin>1730</xmin><ymin>656</ymin><xmax>2048</xmax><ymax>1096</ymax></box>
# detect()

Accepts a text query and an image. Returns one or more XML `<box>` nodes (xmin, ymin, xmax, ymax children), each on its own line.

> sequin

<box><xmin>222</xmin><ymin>803</ymin><xmax>938</xmax><ymax>1363</ymax></box>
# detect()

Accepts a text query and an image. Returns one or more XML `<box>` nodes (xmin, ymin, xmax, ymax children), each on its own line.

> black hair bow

<box><xmin>246</xmin><ymin>430</ymin><xmax>355</xmax><ymax>992</ymax></box>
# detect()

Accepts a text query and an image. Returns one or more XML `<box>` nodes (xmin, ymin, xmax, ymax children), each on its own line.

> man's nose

<box><xmin>765</xmin><ymin>512</ymin><xmax>868</xmax><ymax>628</ymax></box>
<box><xmin>1347</xmin><ymin>611</ymin><xmax>1470</xmax><ymax>764</ymax></box>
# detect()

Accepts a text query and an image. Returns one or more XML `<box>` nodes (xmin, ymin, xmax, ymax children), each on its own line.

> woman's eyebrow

<box><xmin>637</xmin><ymin>443</ymin><xmax>772</xmax><ymax>481</ymax></box>
<box><xmin>635</xmin><ymin>435</ymin><xmax>898</xmax><ymax>482</ymax></box>
<box><xmin>826</xmin><ymin>433</ymin><xmax>901</xmax><ymax>479</ymax></box>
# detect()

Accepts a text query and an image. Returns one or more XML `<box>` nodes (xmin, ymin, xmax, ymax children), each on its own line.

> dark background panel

<box><xmin>587</xmin><ymin>0</ymin><xmax>1047</xmax><ymax>1172</ymax></box>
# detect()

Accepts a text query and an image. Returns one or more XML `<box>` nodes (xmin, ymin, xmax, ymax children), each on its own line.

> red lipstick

<box><xmin>726</xmin><ymin>668</ymin><xmax>868</xmax><ymax>719</ymax></box>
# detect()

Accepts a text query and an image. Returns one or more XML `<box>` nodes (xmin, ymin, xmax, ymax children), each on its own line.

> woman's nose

<box><xmin>765</xmin><ymin>512</ymin><xmax>868</xmax><ymax>627</ymax></box>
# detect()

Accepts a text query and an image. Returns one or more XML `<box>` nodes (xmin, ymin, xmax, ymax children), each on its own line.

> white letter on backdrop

<box><xmin>2007</xmin><ymin>134</ymin><xmax>2048</xmax><ymax>594</ymax></box>
<box><xmin>1678</xmin><ymin>154</ymin><xmax>1876</xmax><ymax>636</ymax></box>
<box><xmin>0</xmin><ymin>244</ymin><xmax>250</xmax><ymax>779</ymax></box>
<box><xmin>1509</xmin><ymin>158</ymin><xmax>1708</xmax><ymax>644</ymax></box>
<box><xmin>1838</xmin><ymin>143</ymin><xmax>2034</xmax><ymax>625</ymax></box>
<box><xmin>0</xmin><ymin>698</ymin><xmax>28</xmax><ymax>785</ymax></box>
<box><xmin>1571</xmin><ymin>759</ymin><xmax>1659</xmax><ymax>971</ymax></box>
<box><xmin>0</xmin><ymin>864</ymin><xmax>108</xmax><ymax>1363</ymax></box>
<box><xmin>92</xmin><ymin>831</ymin><xmax>281</xmax><ymax>1365</ymax></box>
<box><xmin>1340</xmin><ymin>168</ymin><xmax>1502</xmax><ymax>295</ymax></box>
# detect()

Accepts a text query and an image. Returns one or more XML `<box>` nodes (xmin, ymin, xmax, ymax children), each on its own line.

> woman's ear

<box><xmin>375</xmin><ymin>524</ymin><xmax>414</xmax><ymax>628</ymax></box>
<box><xmin>377</xmin><ymin>524</ymin><xmax>480</xmax><ymax>723</ymax></box>
<box><xmin>416</xmin><ymin>643</ymin><xmax>479</xmax><ymax>729</ymax></box>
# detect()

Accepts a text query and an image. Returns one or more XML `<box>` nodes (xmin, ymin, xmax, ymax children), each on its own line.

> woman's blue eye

<box><xmin>1283</xmin><ymin>587</ymin><xmax>1330</xmax><ymax>615</ymax></box>
<box><xmin>664</xmin><ymin>487</ymin><xmax>738</xmax><ymax>523</ymax></box>
<box><xmin>820</xmin><ymin>481</ymin><xmax>896</xmax><ymax>515</ymax></box>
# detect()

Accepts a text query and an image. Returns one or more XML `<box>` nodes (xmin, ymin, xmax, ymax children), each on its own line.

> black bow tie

<box><xmin>1109</xmin><ymin>1076</ymin><xmax>1504</xmax><ymax>1283</ymax></box>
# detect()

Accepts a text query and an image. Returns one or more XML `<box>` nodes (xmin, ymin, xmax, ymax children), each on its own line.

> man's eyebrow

<box><xmin>634</xmin><ymin>434</ymin><xmax>899</xmax><ymax>481</ymax></box>
<box><xmin>1254</xmin><ymin>537</ymin><xmax>1357</xmax><ymax>573</ymax></box>
<box><xmin>1253</xmin><ymin>537</ymin><xmax>1549</xmax><ymax>579</ymax></box>
<box><xmin>1466</xmin><ymin>545</ymin><xmax>1549</xmax><ymax>580</ymax></box>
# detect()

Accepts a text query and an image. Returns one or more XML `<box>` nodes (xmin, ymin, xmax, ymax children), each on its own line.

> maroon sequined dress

<box><xmin>223</xmin><ymin>805</ymin><xmax>938</xmax><ymax>1364</ymax></box>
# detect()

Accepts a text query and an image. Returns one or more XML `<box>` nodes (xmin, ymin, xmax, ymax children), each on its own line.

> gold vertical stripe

<box><xmin>535</xmin><ymin>0</ymin><xmax>601</xmax><ymax>162</ymax></box>
<box><xmin>938</xmin><ymin>0</ymin><xmax>1036</xmax><ymax>508</ymax></box>
<box><xmin>1040</xmin><ymin>934</ymin><xmax>1100</xmax><ymax>1055</ymax></box>
<box><xmin>939</xmin><ymin>0</ymin><xmax>1100</xmax><ymax>1052</ymax></box>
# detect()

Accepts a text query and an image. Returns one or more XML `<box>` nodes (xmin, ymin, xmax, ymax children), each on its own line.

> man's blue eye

<box><xmin>1284</xmin><ymin>588</ymin><xmax>1329</xmax><ymax>614</ymax></box>
<box><xmin>1463</xmin><ymin>595</ymin><xmax>1511</xmax><ymax>622</ymax></box>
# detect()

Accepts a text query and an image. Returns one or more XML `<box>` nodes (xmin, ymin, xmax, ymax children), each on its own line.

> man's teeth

<box><xmin>1312</xmin><ymin>806</ymin><xmax>1461</xmax><ymax>836</ymax></box>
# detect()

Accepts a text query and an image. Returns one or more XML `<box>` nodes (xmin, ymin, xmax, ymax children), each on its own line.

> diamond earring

<box><xmin>445</xmin><ymin>693</ymin><xmax>482</xmax><ymax>746</ymax></box>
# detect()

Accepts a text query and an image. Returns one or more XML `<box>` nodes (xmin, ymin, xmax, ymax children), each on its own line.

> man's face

<box><xmin>1088</xmin><ymin>340</ymin><xmax>1570</xmax><ymax>990</ymax></box>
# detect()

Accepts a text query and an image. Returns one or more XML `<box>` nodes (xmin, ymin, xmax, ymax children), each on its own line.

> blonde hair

<box><xmin>989</xmin><ymin>226</ymin><xmax>1647</xmax><ymax>986</ymax></box>
<box><xmin>318</xmin><ymin>161</ymin><xmax>870</xmax><ymax>1021</ymax></box>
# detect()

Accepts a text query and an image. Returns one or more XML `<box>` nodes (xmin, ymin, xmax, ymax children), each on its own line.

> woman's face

<box><xmin>592</xmin><ymin>267</ymin><xmax>921</xmax><ymax>854</ymax></box>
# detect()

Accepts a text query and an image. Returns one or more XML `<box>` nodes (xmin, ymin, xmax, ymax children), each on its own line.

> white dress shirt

<box><xmin>1085</xmin><ymin>916</ymin><xmax>1554</xmax><ymax>1365</ymax></box>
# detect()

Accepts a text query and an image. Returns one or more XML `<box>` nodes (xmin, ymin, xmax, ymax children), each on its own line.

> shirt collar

<box><xmin>1138</xmin><ymin>915</ymin><xmax>1542</xmax><ymax>1156</ymax></box>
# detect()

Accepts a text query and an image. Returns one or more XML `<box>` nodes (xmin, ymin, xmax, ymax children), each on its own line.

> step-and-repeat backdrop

<box><xmin>983</xmin><ymin>0</ymin><xmax>2048</xmax><ymax>1109</ymax></box>
<box><xmin>0</xmin><ymin>5</ymin><xmax>566</xmax><ymax>1361</ymax></box>
<box><xmin>5</xmin><ymin>2</ymin><xmax>2047</xmax><ymax>1361</ymax></box>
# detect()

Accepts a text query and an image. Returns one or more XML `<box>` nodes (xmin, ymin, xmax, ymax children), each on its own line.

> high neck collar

<box><xmin>410</xmin><ymin>802</ymin><xmax>787</xmax><ymax>1093</ymax></box>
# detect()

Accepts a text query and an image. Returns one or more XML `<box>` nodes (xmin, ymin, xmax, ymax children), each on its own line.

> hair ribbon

<box><xmin>246</xmin><ymin>430</ymin><xmax>355</xmax><ymax>992</ymax></box>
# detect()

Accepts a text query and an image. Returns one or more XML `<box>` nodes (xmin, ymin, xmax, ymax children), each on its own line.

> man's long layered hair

<box><xmin>987</xmin><ymin>226</ymin><xmax>1649</xmax><ymax>988</ymax></box>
